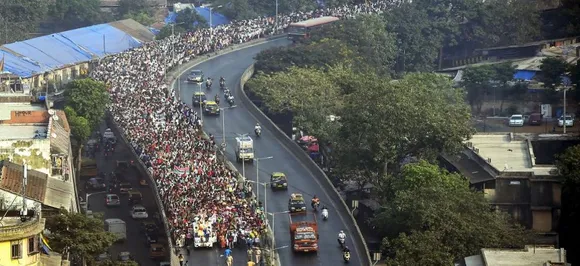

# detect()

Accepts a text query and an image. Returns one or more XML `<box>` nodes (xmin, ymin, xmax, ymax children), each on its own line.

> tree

<box><xmin>156</xmin><ymin>24</ymin><xmax>186</xmax><ymax>40</ymax></box>
<box><xmin>45</xmin><ymin>208</ymin><xmax>117</xmax><ymax>262</ymax></box>
<box><xmin>64</xmin><ymin>78</ymin><xmax>110</xmax><ymax>130</ymax></box>
<box><xmin>539</xmin><ymin>57</ymin><xmax>569</xmax><ymax>90</ymax></box>
<box><xmin>555</xmin><ymin>145</ymin><xmax>580</xmax><ymax>264</ymax></box>
<box><xmin>335</xmin><ymin>73</ymin><xmax>473</xmax><ymax>187</ymax></box>
<box><xmin>375</xmin><ymin>161</ymin><xmax>530</xmax><ymax>264</ymax></box>
<box><xmin>49</xmin><ymin>0</ymin><xmax>105</xmax><ymax>31</ymax></box>
<box><xmin>0</xmin><ymin>0</ymin><xmax>49</xmax><ymax>45</ymax></box>
<box><xmin>117</xmin><ymin>0</ymin><xmax>150</xmax><ymax>17</ymax></box>
<box><xmin>64</xmin><ymin>106</ymin><xmax>91</xmax><ymax>185</ymax></box>
<box><xmin>123</xmin><ymin>10</ymin><xmax>155</xmax><ymax>26</ymax></box>
<box><xmin>175</xmin><ymin>8</ymin><xmax>208</xmax><ymax>31</ymax></box>
<box><xmin>247</xmin><ymin>66</ymin><xmax>345</xmax><ymax>141</ymax></box>
<box><xmin>462</xmin><ymin>64</ymin><xmax>495</xmax><ymax>114</ymax></box>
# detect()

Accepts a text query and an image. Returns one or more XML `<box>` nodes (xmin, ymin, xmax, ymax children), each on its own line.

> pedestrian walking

<box><xmin>254</xmin><ymin>247</ymin><xmax>262</xmax><ymax>264</ymax></box>
<box><xmin>179</xmin><ymin>253</ymin><xmax>184</xmax><ymax>266</ymax></box>
<box><xmin>226</xmin><ymin>255</ymin><xmax>234</xmax><ymax>266</ymax></box>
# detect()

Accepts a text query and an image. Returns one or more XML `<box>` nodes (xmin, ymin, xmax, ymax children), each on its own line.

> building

<box><xmin>0</xmin><ymin>98</ymin><xmax>78</xmax><ymax>215</ymax></box>
<box><xmin>0</xmin><ymin>211</ymin><xmax>46</xmax><ymax>266</ymax></box>
<box><xmin>440</xmin><ymin>133</ymin><xmax>571</xmax><ymax>245</ymax></box>
<box><xmin>462</xmin><ymin>245</ymin><xmax>569</xmax><ymax>266</ymax></box>
<box><xmin>0</xmin><ymin>19</ymin><xmax>154</xmax><ymax>95</ymax></box>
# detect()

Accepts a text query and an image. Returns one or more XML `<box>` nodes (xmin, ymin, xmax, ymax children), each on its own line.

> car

<box><xmin>508</xmin><ymin>114</ymin><xmax>524</xmax><ymax>127</ymax></box>
<box><xmin>288</xmin><ymin>193</ymin><xmax>307</xmax><ymax>213</ymax></box>
<box><xmin>146</xmin><ymin>231</ymin><xmax>160</xmax><ymax>246</ymax></box>
<box><xmin>128</xmin><ymin>191</ymin><xmax>142</xmax><ymax>205</ymax></box>
<box><xmin>86</xmin><ymin>177</ymin><xmax>106</xmax><ymax>191</ymax></box>
<box><xmin>558</xmin><ymin>115</ymin><xmax>574</xmax><ymax>127</ymax></box>
<box><xmin>204</xmin><ymin>101</ymin><xmax>220</xmax><ymax>115</ymax></box>
<box><xmin>119</xmin><ymin>182</ymin><xmax>132</xmax><ymax>194</ymax></box>
<box><xmin>117</xmin><ymin>251</ymin><xmax>133</xmax><ymax>262</ymax></box>
<box><xmin>141</xmin><ymin>220</ymin><xmax>159</xmax><ymax>234</ymax></box>
<box><xmin>270</xmin><ymin>172</ymin><xmax>288</xmax><ymax>190</ymax></box>
<box><xmin>149</xmin><ymin>244</ymin><xmax>166</xmax><ymax>260</ymax></box>
<box><xmin>187</xmin><ymin>70</ymin><xmax>204</xmax><ymax>83</ymax></box>
<box><xmin>192</xmin><ymin>91</ymin><xmax>207</xmax><ymax>107</ymax></box>
<box><xmin>105</xmin><ymin>194</ymin><xmax>121</xmax><ymax>207</ymax></box>
<box><xmin>131</xmin><ymin>205</ymin><xmax>149</xmax><ymax>219</ymax></box>
<box><xmin>528</xmin><ymin>113</ymin><xmax>543</xmax><ymax>126</ymax></box>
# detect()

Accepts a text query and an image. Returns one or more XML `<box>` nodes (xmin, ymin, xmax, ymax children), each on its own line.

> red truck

<box><xmin>289</xmin><ymin>212</ymin><xmax>319</xmax><ymax>253</ymax></box>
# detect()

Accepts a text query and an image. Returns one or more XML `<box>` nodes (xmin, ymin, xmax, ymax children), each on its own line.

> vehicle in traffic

<box><xmin>95</xmin><ymin>252</ymin><xmax>111</xmax><ymax>262</ymax></box>
<box><xmin>116</xmin><ymin>160</ymin><xmax>130</xmax><ymax>173</ymax></box>
<box><xmin>119</xmin><ymin>182</ymin><xmax>132</xmax><ymax>194</ymax></box>
<box><xmin>128</xmin><ymin>191</ymin><xmax>143</xmax><ymax>205</ymax></box>
<box><xmin>289</xmin><ymin>212</ymin><xmax>319</xmax><ymax>252</ymax></box>
<box><xmin>103</xmin><ymin>128</ymin><xmax>117</xmax><ymax>144</ymax></box>
<box><xmin>192</xmin><ymin>221</ymin><xmax>217</xmax><ymax>248</ymax></box>
<box><xmin>139</xmin><ymin>176</ymin><xmax>149</xmax><ymax>186</ymax></box>
<box><xmin>131</xmin><ymin>205</ymin><xmax>149</xmax><ymax>219</ymax></box>
<box><xmin>558</xmin><ymin>114</ymin><xmax>574</xmax><ymax>127</ymax></box>
<box><xmin>80</xmin><ymin>158</ymin><xmax>98</xmax><ymax>178</ymax></box>
<box><xmin>204</xmin><ymin>101</ymin><xmax>220</xmax><ymax>115</ymax></box>
<box><xmin>270</xmin><ymin>172</ymin><xmax>288</xmax><ymax>190</ymax></box>
<box><xmin>192</xmin><ymin>91</ymin><xmax>207</xmax><ymax>107</ymax></box>
<box><xmin>528</xmin><ymin>113</ymin><xmax>543</xmax><ymax>125</ymax></box>
<box><xmin>509</xmin><ymin>114</ymin><xmax>524</xmax><ymax>127</ymax></box>
<box><xmin>149</xmin><ymin>244</ymin><xmax>166</xmax><ymax>260</ymax></box>
<box><xmin>287</xmin><ymin>16</ymin><xmax>339</xmax><ymax>41</ymax></box>
<box><xmin>105</xmin><ymin>194</ymin><xmax>121</xmax><ymax>207</ymax></box>
<box><xmin>105</xmin><ymin>218</ymin><xmax>127</xmax><ymax>241</ymax></box>
<box><xmin>235</xmin><ymin>135</ymin><xmax>254</xmax><ymax>162</ymax></box>
<box><xmin>146</xmin><ymin>231</ymin><xmax>160</xmax><ymax>246</ymax></box>
<box><xmin>117</xmin><ymin>251</ymin><xmax>134</xmax><ymax>262</ymax></box>
<box><xmin>85</xmin><ymin>177</ymin><xmax>106</xmax><ymax>191</ymax></box>
<box><xmin>188</xmin><ymin>70</ymin><xmax>204</xmax><ymax>83</ymax></box>
<box><xmin>288</xmin><ymin>193</ymin><xmax>307</xmax><ymax>213</ymax></box>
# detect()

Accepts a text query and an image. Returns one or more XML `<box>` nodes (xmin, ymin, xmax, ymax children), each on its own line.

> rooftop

<box><xmin>469</xmin><ymin>134</ymin><xmax>532</xmax><ymax>172</ymax></box>
<box><xmin>479</xmin><ymin>246</ymin><xmax>567</xmax><ymax>266</ymax></box>
<box><xmin>0</xmin><ymin>103</ymin><xmax>46</xmax><ymax>120</ymax></box>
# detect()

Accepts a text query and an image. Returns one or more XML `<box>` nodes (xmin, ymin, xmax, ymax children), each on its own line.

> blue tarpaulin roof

<box><xmin>164</xmin><ymin>8</ymin><xmax>230</xmax><ymax>28</ymax></box>
<box><xmin>514</xmin><ymin>70</ymin><xmax>537</xmax><ymax>81</ymax></box>
<box><xmin>1</xmin><ymin>23</ymin><xmax>142</xmax><ymax>78</ymax></box>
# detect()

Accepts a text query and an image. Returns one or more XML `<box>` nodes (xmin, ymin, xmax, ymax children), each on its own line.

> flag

<box><xmin>0</xmin><ymin>55</ymin><xmax>4</xmax><ymax>73</ymax></box>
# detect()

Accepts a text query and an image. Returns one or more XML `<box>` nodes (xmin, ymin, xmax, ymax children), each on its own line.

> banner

<box><xmin>173</xmin><ymin>165</ymin><xmax>189</xmax><ymax>176</ymax></box>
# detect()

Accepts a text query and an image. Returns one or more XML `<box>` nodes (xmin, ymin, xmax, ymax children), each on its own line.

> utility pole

<box><xmin>103</xmin><ymin>35</ymin><xmax>106</xmax><ymax>55</ymax></box>
<box><xmin>275</xmin><ymin>0</ymin><xmax>279</xmax><ymax>34</ymax></box>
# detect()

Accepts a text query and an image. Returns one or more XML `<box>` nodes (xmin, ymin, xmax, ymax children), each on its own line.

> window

<box><xmin>28</xmin><ymin>235</ymin><xmax>39</xmax><ymax>254</ymax></box>
<box><xmin>11</xmin><ymin>241</ymin><xmax>21</xmax><ymax>259</ymax></box>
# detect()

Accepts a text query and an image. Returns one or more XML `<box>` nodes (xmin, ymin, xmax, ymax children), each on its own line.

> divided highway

<box><xmin>176</xmin><ymin>38</ymin><xmax>366</xmax><ymax>266</ymax></box>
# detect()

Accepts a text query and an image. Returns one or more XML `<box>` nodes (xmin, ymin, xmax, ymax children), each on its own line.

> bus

<box><xmin>286</xmin><ymin>16</ymin><xmax>340</xmax><ymax>41</ymax></box>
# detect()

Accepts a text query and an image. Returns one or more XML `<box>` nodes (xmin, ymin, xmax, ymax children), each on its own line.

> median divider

<box><xmin>239</xmin><ymin>64</ymin><xmax>373</xmax><ymax>266</ymax></box>
<box><xmin>105</xmin><ymin>35</ymin><xmax>286</xmax><ymax>266</ymax></box>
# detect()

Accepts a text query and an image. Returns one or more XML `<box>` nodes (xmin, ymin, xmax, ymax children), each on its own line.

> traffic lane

<box><xmin>90</xmin><ymin>139</ymin><xmax>160</xmax><ymax>266</ymax></box>
<box><xmin>179</xmin><ymin>40</ymin><xmax>363</xmax><ymax>265</ymax></box>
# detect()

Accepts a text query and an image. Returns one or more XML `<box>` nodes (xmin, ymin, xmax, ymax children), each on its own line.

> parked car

<box><xmin>528</xmin><ymin>113</ymin><xmax>543</xmax><ymax>125</ymax></box>
<box><xmin>558</xmin><ymin>115</ymin><xmax>574</xmax><ymax>127</ymax></box>
<box><xmin>509</xmin><ymin>114</ymin><xmax>524</xmax><ymax>127</ymax></box>
<box><xmin>105</xmin><ymin>194</ymin><xmax>121</xmax><ymax>207</ymax></box>
<box><xmin>131</xmin><ymin>205</ymin><xmax>149</xmax><ymax>219</ymax></box>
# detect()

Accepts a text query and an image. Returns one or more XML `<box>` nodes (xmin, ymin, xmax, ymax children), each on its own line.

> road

<box><xmin>79</xmin><ymin>123</ymin><xmax>167</xmax><ymax>266</ymax></box>
<box><xmin>473</xmin><ymin>117</ymin><xmax>580</xmax><ymax>133</ymax></box>
<box><xmin>177</xmin><ymin>38</ymin><xmax>365</xmax><ymax>266</ymax></box>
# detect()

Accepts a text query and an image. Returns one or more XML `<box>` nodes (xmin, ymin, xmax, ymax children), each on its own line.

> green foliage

<box><xmin>175</xmin><ymin>8</ymin><xmax>208</xmax><ymax>31</ymax></box>
<box><xmin>64</xmin><ymin>78</ymin><xmax>110</xmax><ymax>130</ymax></box>
<box><xmin>376</xmin><ymin>161</ymin><xmax>530</xmax><ymax>264</ymax></box>
<box><xmin>0</xmin><ymin>0</ymin><xmax>49</xmax><ymax>45</ymax></box>
<box><xmin>254</xmin><ymin>38</ymin><xmax>358</xmax><ymax>74</ymax></box>
<box><xmin>12</xmin><ymin>140</ymin><xmax>33</xmax><ymax>148</ymax></box>
<box><xmin>556</xmin><ymin>145</ymin><xmax>580</xmax><ymax>186</ymax></box>
<box><xmin>117</xmin><ymin>0</ymin><xmax>151</xmax><ymax>18</ymax></box>
<box><xmin>556</xmin><ymin>144</ymin><xmax>580</xmax><ymax>264</ymax></box>
<box><xmin>461</xmin><ymin>62</ymin><xmax>520</xmax><ymax>114</ymax></box>
<box><xmin>539</xmin><ymin>57</ymin><xmax>570</xmax><ymax>90</ymax></box>
<box><xmin>156</xmin><ymin>24</ymin><xmax>186</xmax><ymax>40</ymax></box>
<box><xmin>49</xmin><ymin>0</ymin><xmax>105</xmax><ymax>31</ymax></box>
<box><xmin>45</xmin><ymin>208</ymin><xmax>117</xmax><ymax>260</ymax></box>
<box><xmin>336</xmin><ymin>73</ymin><xmax>473</xmax><ymax>182</ymax></box>
<box><xmin>123</xmin><ymin>10</ymin><xmax>155</xmax><ymax>26</ymax></box>
<box><xmin>64</xmin><ymin>106</ymin><xmax>91</xmax><ymax>144</ymax></box>
<box><xmin>221</xmin><ymin>0</ymin><xmax>317</xmax><ymax>20</ymax></box>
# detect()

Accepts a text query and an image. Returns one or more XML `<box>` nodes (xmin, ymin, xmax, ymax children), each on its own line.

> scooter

<box><xmin>338</xmin><ymin>238</ymin><xmax>345</xmax><ymax>249</ymax></box>
<box><xmin>343</xmin><ymin>252</ymin><xmax>351</xmax><ymax>263</ymax></box>
<box><xmin>322</xmin><ymin>208</ymin><xmax>328</xmax><ymax>220</ymax></box>
<box><xmin>255</xmin><ymin>128</ymin><xmax>261</xmax><ymax>137</ymax></box>
<box><xmin>227</xmin><ymin>97</ymin><xmax>235</xmax><ymax>107</ymax></box>
<box><xmin>311</xmin><ymin>201</ymin><xmax>320</xmax><ymax>212</ymax></box>
<box><xmin>220</xmin><ymin>80</ymin><xmax>226</xmax><ymax>90</ymax></box>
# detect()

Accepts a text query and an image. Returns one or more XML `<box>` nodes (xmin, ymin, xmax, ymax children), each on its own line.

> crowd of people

<box><xmin>90</xmin><ymin>0</ymin><xmax>394</xmax><ymax>251</ymax></box>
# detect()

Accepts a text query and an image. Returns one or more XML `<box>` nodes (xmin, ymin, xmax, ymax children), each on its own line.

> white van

<box><xmin>104</xmin><ymin>218</ymin><xmax>126</xmax><ymax>241</ymax></box>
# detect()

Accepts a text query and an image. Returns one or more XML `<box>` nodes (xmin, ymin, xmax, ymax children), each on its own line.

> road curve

<box><xmin>177</xmin><ymin>39</ymin><xmax>366</xmax><ymax>266</ymax></box>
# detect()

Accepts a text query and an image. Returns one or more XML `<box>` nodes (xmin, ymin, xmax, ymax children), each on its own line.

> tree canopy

<box><xmin>376</xmin><ymin>161</ymin><xmax>530</xmax><ymax>264</ymax></box>
<box><xmin>64</xmin><ymin>106</ymin><xmax>91</xmax><ymax>144</ymax></box>
<box><xmin>0</xmin><ymin>0</ymin><xmax>49</xmax><ymax>45</ymax></box>
<box><xmin>64</xmin><ymin>78</ymin><xmax>110</xmax><ymax>130</ymax></box>
<box><xmin>49</xmin><ymin>0</ymin><xmax>106</xmax><ymax>31</ymax></box>
<box><xmin>45</xmin><ymin>208</ymin><xmax>117</xmax><ymax>262</ymax></box>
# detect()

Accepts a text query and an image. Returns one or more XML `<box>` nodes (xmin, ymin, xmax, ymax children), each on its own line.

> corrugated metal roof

<box><xmin>49</xmin><ymin>111</ymin><xmax>71</xmax><ymax>154</ymax></box>
<box><xmin>0</xmin><ymin>161</ymin><xmax>48</xmax><ymax>202</ymax></box>
<box><xmin>108</xmin><ymin>19</ymin><xmax>156</xmax><ymax>43</ymax></box>
<box><xmin>44</xmin><ymin>177</ymin><xmax>73</xmax><ymax>210</ymax></box>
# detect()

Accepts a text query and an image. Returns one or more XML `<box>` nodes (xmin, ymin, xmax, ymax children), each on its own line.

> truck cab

<box><xmin>289</xmin><ymin>212</ymin><xmax>319</xmax><ymax>253</ymax></box>
<box><xmin>235</xmin><ymin>135</ymin><xmax>254</xmax><ymax>162</ymax></box>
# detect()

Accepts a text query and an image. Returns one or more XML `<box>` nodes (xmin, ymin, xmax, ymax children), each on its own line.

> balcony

<box><xmin>0</xmin><ymin>216</ymin><xmax>45</xmax><ymax>242</ymax></box>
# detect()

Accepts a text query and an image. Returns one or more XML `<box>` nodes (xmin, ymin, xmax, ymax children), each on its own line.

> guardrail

<box><xmin>103</xmin><ymin>35</ymin><xmax>287</xmax><ymax>266</ymax></box>
<box><xmin>239</xmin><ymin>64</ymin><xmax>373</xmax><ymax>266</ymax></box>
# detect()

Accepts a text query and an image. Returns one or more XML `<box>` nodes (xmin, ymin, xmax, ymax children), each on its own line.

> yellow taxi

<box><xmin>204</xmin><ymin>101</ymin><xmax>220</xmax><ymax>115</ymax></box>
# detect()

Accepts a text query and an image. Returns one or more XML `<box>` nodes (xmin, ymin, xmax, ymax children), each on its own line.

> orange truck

<box><xmin>289</xmin><ymin>212</ymin><xmax>319</xmax><ymax>253</ymax></box>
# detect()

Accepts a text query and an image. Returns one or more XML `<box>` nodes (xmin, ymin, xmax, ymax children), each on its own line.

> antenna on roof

<box><xmin>20</xmin><ymin>161</ymin><xmax>28</xmax><ymax>222</ymax></box>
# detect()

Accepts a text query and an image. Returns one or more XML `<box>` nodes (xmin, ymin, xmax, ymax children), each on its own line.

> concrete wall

<box><xmin>0</xmin><ymin>139</ymin><xmax>51</xmax><ymax>174</ymax></box>
<box><xmin>0</xmin><ymin>191</ymin><xmax>42</xmax><ymax>211</ymax></box>
<box><xmin>0</xmin><ymin>63</ymin><xmax>91</xmax><ymax>93</ymax></box>
<box><xmin>0</xmin><ymin>111</ymin><xmax>50</xmax><ymax>124</ymax></box>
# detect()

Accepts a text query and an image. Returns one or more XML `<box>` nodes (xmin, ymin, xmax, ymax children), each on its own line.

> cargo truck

<box><xmin>289</xmin><ymin>212</ymin><xmax>319</xmax><ymax>253</ymax></box>
<box><xmin>235</xmin><ymin>135</ymin><xmax>254</xmax><ymax>162</ymax></box>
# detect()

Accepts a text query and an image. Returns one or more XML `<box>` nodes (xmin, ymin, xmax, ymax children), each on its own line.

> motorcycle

<box><xmin>206</xmin><ymin>82</ymin><xmax>212</xmax><ymax>90</ymax></box>
<box><xmin>215</xmin><ymin>97</ymin><xmax>220</xmax><ymax>105</ymax></box>
<box><xmin>343</xmin><ymin>252</ymin><xmax>351</xmax><ymax>263</ymax></box>
<box><xmin>255</xmin><ymin>128</ymin><xmax>261</xmax><ymax>137</ymax></box>
<box><xmin>322</xmin><ymin>208</ymin><xmax>328</xmax><ymax>220</ymax></box>
<box><xmin>227</xmin><ymin>97</ymin><xmax>235</xmax><ymax>106</ymax></box>
<box><xmin>311</xmin><ymin>201</ymin><xmax>320</xmax><ymax>212</ymax></box>
<box><xmin>220</xmin><ymin>80</ymin><xmax>226</xmax><ymax>90</ymax></box>
<box><xmin>338</xmin><ymin>238</ymin><xmax>346</xmax><ymax>249</ymax></box>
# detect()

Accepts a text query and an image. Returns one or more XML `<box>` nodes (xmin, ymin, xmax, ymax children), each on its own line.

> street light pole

<box><xmin>563</xmin><ymin>88</ymin><xmax>567</xmax><ymax>134</ymax></box>
<box><xmin>198</xmin><ymin>83</ymin><xmax>203</xmax><ymax>125</ymax></box>
<box><xmin>275</xmin><ymin>0</ymin><xmax>279</xmax><ymax>34</ymax></box>
<box><xmin>255</xmin><ymin>156</ymin><xmax>273</xmax><ymax>202</ymax></box>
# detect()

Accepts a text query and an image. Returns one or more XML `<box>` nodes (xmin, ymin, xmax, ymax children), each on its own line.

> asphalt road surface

<box><xmin>80</xmin><ymin>124</ymin><xmax>167</xmax><ymax>266</ymax></box>
<box><xmin>177</xmin><ymin>38</ymin><xmax>365</xmax><ymax>266</ymax></box>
